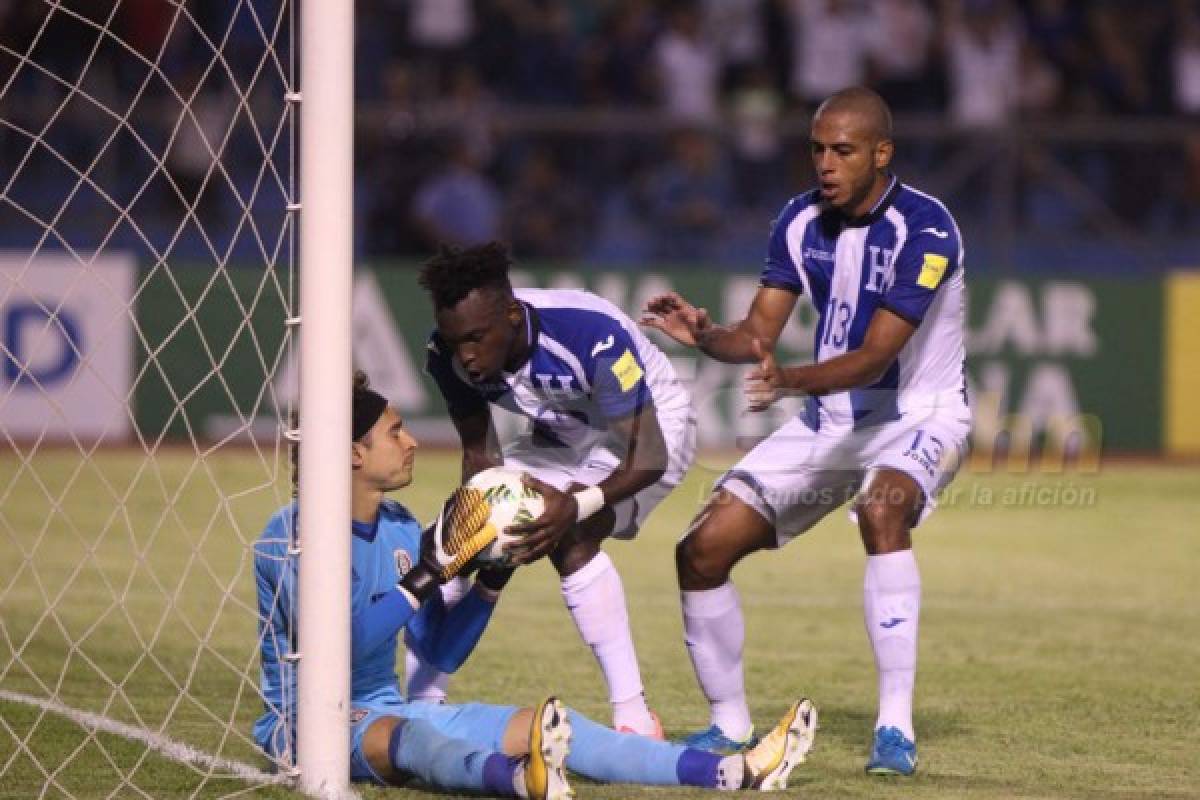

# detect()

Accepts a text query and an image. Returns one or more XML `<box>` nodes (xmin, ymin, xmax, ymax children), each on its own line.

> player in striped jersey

<box><xmin>642</xmin><ymin>87</ymin><xmax>972</xmax><ymax>776</ymax></box>
<box><xmin>418</xmin><ymin>242</ymin><xmax>696</xmax><ymax>738</ymax></box>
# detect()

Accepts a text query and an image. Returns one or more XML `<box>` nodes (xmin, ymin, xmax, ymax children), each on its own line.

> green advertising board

<box><xmin>133</xmin><ymin>265</ymin><xmax>1162</xmax><ymax>452</ymax></box>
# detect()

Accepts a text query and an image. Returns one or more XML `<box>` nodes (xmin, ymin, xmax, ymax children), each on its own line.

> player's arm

<box><xmin>507</xmin><ymin>335</ymin><xmax>667</xmax><ymax>563</ymax></box>
<box><xmin>748</xmin><ymin>224</ymin><xmax>959</xmax><ymax>408</ymax></box>
<box><xmin>402</xmin><ymin>582</ymin><xmax>500</xmax><ymax>673</ymax></box>
<box><xmin>350</xmin><ymin>489</ymin><xmax>495</xmax><ymax>661</ymax></box>
<box><xmin>641</xmin><ymin>286</ymin><xmax>797</xmax><ymax>364</ymax></box>
<box><xmin>449</xmin><ymin>406</ymin><xmax>502</xmax><ymax>483</ymax></box>
<box><xmin>595</xmin><ymin>400</ymin><xmax>667</xmax><ymax>501</ymax></box>
<box><xmin>780</xmin><ymin>309</ymin><xmax>915</xmax><ymax>393</ymax></box>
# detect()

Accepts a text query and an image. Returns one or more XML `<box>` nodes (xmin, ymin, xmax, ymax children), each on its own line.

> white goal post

<box><xmin>0</xmin><ymin>0</ymin><xmax>353</xmax><ymax>797</ymax></box>
<box><xmin>296</xmin><ymin>0</ymin><xmax>352</xmax><ymax>795</ymax></box>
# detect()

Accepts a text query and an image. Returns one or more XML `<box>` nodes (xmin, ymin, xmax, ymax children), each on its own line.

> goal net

<box><xmin>0</xmin><ymin>1</ymin><xmax>330</xmax><ymax>796</ymax></box>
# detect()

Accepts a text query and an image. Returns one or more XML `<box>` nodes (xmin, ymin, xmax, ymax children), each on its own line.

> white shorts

<box><xmin>718</xmin><ymin>403</ymin><xmax>970</xmax><ymax>546</ymax></box>
<box><xmin>504</xmin><ymin>409</ymin><xmax>696</xmax><ymax>539</ymax></box>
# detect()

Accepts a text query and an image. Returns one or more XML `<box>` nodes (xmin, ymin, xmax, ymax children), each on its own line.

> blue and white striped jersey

<box><xmin>762</xmin><ymin>177</ymin><xmax>967</xmax><ymax>427</ymax></box>
<box><xmin>426</xmin><ymin>288</ymin><xmax>691</xmax><ymax>458</ymax></box>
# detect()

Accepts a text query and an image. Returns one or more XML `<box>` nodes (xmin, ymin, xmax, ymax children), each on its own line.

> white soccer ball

<box><xmin>466</xmin><ymin>467</ymin><xmax>545</xmax><ymax>569</ymax></box>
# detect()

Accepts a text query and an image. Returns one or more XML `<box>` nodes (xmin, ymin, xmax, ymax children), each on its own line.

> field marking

<box><xmin>0</xmin><ymin>689</ymin><xmax>359</xmax><ymax>798</ymax></box>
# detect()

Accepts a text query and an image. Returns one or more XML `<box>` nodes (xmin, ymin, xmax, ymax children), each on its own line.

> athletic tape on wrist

<box><xmin>573</xmin><ymin>485</ymin><xmax>605</xmax><ymax>522</ymax></box>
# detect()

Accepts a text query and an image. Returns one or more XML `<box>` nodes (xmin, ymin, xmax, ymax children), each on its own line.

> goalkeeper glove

<box><xmin>399</xmin><ymin>486</ymin><xmax>495</xmax><ymax>604</ymax></box>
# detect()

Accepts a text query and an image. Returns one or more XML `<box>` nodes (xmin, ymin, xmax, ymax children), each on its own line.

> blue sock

<box><xmin>675</xmin><ymin>747</ymin><xmax>727</xmax><ymax>788</ymax></box>
<box><xmin>564</xmin><ymin>707</ymin><xmax>699</xmax><ymax>785</ymax></box>
<box><xmin>389</xmin><ymin>718</ymin><xmax>517</xmax><ymax>796</ymax></box>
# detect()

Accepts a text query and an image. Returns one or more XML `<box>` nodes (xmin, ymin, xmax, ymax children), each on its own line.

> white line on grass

<box><xmin>0</xmin><ymin>689</ymin><xmax>360</xmax><ymax>799</ymax></box>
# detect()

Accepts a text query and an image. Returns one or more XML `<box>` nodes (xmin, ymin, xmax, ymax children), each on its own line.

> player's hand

<box><xmin>639</xmin><ymin>291</ymin><xmax>712</xmax><ymax>348</ymax></box>
<box><xmin>744</xmin><ymin>338</ymin><xmax>784</xmax><ymax>412</ymax></box>
<box><xmin>401</xmin><ymin>487</ymin><xmax>494</xmax><ymax>603</ymax></box>
<box><xmin>503</xmin><ymin>473</ymin><xmax>577</xmax><ymax>565</ymax></box>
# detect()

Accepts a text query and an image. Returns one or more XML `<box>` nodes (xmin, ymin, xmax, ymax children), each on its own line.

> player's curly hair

<box><xmin>417</xmin><ymin>241</ymin><xmax>513</xmax><ymax>310</ymax></box>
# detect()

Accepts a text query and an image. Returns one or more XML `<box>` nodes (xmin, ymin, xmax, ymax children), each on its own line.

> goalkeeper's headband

<box><xmin>352</xmin><ymin>388</ymin><xmax>388</xmax><ymax>441</ymax></box>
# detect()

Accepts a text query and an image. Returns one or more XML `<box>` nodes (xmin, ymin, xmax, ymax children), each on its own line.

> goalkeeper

<box><xmin>252</xmin><ymin>372</ymin><xmax>817</xmax><ymax>796</ymax></box>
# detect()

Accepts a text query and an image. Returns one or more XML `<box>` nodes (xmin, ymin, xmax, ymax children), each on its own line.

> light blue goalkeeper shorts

<box><xmin>253</xmin><ymin>685</ymin><xmax>519</xmax><ymax>785</ymax></box>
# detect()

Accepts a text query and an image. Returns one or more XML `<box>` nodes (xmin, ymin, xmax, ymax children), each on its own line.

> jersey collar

<box><xmin>351</xmin><ymin>516</ymin><xmax>379</xmax><ymax>542</ymax></box>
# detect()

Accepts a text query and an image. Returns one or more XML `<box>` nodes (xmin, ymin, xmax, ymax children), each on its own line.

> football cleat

<box><xmin>616</xmin><ymin>710</ymin><xmax>664</xmax><ymax>740</ymax></box>
<box><xmin>683</xmin><ymin>724</ymin><xmax>758</xmax><ymax>754</ymax></box>
<box><xmin>524</xmin><ymin>697</ymin><xmax>573</xmax><ymax>800</ymax></box>
<box><xmin>426</xmin><ymin>486</ymin><xmax>495</xmax><ymax>581</ymax></box>
<box><xmin>865</xmin><ymin>726</ymin><xmax>917</xmax><ymax>776</ymax></box>
<box><xmin>743</xmin><ymin>698</ymin><xmax>818</xmax><ymax>791</ymax></box>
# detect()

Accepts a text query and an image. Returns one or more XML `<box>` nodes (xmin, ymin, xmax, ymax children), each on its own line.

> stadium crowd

<box><xmin>1</xmin><ymin>0</ymin><xmax>1198</xmax><ymax>267</ymax></box>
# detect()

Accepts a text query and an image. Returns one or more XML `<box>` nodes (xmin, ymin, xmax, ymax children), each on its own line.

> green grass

<box><xmin>2</xmin><ymin>449</ymin><xmax>1198</xmax><ymax>799</ymax></box>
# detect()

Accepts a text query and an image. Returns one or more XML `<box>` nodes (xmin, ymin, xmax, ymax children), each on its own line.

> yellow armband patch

<box><xmin>610</xmin><ymin>349</ymin><xmax>644</xmax><ymax>392</ymax></box>
<box><xmin>917</xmin><ymin>253</ymin><xmax>949</xmax><ymax>289</ymax></box>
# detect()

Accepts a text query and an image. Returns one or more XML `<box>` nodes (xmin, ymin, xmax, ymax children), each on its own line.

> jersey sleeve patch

<box><xmin>917</xmin><ymin>252</ymin><xmax>949</xmax><ymax>289</ymax></box>
<box><xmin>611</xmin><ymin>348</ymin><xmax>644</xmax><ymax>392</ymax></box>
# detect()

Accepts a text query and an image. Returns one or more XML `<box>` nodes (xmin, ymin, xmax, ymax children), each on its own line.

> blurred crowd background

<box><xmin>2</xmin><ymin>0</ymin><xmax>1199</xmax><ymax>272</ymax></box>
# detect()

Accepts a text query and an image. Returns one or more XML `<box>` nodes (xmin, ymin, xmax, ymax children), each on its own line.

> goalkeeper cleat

<box><xmin>743</xmin><ymin>698</ymin><xmax>817</xmax><ymax>791</ymax></box>
<box><xmin>865</xmin><ymin>726</ymin><xmax>917</xmax><ymax>776</ymax></box>
<box><xmin>524</xmin><ymin>697</ymin><xmax>573</xmax><ymax>800</ymax></box>
<box><xmin>683</xmin><ymin>724</ymin><xmax>758</xmax><ymax>754</ymax></box>
<box><xmin>428</xmin><ymin>486</ymin><xmax>495</xmax><ymax>581</ymax></box>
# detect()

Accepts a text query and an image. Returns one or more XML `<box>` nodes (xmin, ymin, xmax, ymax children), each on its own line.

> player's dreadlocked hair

<box><xmin>417</xmin><ymin>241</ymin><xmax>513</xmax><ymax>310</ymax></box>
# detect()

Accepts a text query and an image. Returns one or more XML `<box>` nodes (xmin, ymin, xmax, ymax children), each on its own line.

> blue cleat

<box><xmin>683</xmin><ymin>724</ymin><xmax>758</xmax><ymax>754</ymax></box>
<box><xmin>865</xmin><ymin>726</ymin><xmax>918</xmax><ymax>776</ymax></box>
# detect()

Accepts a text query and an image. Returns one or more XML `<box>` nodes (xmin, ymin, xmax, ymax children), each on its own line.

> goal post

<box><xmin>0</xmin><ymin>0</ymin><xmax>355</xmax><ymax>796</ymax></box>
<box><xmin>295</xmin><ymin>0</ymin><xmax>353</xmax><ymax>796</ymax></box>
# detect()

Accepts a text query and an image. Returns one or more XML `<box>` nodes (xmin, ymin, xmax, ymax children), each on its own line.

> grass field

<box><xmin>1</xmin><ymin>449</ymin><xmax>1197</xmax><ymax>799</ymax></box>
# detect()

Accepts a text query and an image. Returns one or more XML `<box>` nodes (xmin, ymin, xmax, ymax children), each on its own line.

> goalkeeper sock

<box><xmin>864</xmin><ymin>550</ymin><xmax>921</xmax><ymax>741</ymax></box>
<box><xmin>563</xmin><ymin>706</ymin><xmax>696</xmax><ymax>785</ymax></box>
<box><xmin>404</xmin><ymin>576</ymin><xmax>469</xmax><ymax>702</ymax></box>
<box><xmin>389</xmin><ymin>718</ymin><xmax>518</xmax><ymax>795</ymax></box>
<box><xmin>560</xmin><ymin>552</ymin><xmax>652</xmax><ymax>732</ymax></box>
<box><xmin>681</xmin><ymin>583</ymin><xmax>753</xmax><ymax>740</ymax></box>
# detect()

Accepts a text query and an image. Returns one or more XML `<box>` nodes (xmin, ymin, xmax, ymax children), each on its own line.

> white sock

<box><xmin>404</xmin><ymin>575</ymin><xmax>470</xmax><ymax>702</ymax></box>
<box><xmin>560</xmin><ymin>552</ymin><xmax>652</xmax><ymax>731</ymax></box>
<box><xmin>682</xmin><ymin>583</ymin><xmax>752</xmax><ymax>740</ymax></box>
<box><xmin>864</xmin><ymin>550</ymin><xmax>921</xmax><ymax>740</ymax></box>
<box><xmin>715</xmin><ymin>754</ymin><xmax>745</xmax><ymax>790</ymax></box>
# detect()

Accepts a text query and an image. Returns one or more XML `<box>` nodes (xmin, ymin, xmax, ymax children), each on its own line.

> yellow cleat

<box><xmin>524</xmin><ymin>697</ymin><xmax>573</xmax><ymax>800</ymax></box>
<box><xmin>743</xmin><ymin>698</ymin><xmax>818</xmax><ymax>791</ymax></box>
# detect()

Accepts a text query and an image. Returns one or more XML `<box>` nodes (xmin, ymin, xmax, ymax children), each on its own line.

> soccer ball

<box><xmin>466</xmin><ymin>467</ymin><xmax>545</xmax><ymax>568</ymax></box>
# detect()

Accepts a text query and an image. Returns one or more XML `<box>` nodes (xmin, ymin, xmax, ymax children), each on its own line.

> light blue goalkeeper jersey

<box><xmin>253</xmin><ymin>498</ymin><xmax>496</xmax><ymax>755</ymax></box>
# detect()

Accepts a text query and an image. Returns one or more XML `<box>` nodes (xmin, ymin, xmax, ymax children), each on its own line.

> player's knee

<box><xmin>675</xmin><ymin>530</ymin><xmax>734</xmax><ymax>587</ymax></box>
<box><xmin>855</xmin><ymin>495</ymin><xmax>912</xmax><ymax>554</ymax></box>
<box><xmin>361</xmin><ymin>715</ymin><xmax>406</xmax><ymax>782</ymax></box>
<box><xmin>550</xmin><ymin>534</ymin><xmax>600</xmax><ymax>575</ymax></box>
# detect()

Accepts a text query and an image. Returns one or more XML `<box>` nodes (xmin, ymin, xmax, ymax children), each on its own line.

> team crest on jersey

<box><xmin>394</xmin><ymin>549</ymin><xmax>412</xmax><ymax>578</ymax></box>
<box><xmin>610</xmin><ymin>349</ymin><xmax>644</xmax><ymax>392</ymax></box>
<box><xmin>350</xmin><ymin>708</ymin><xmax>369</xmax><ymax>724</ymax></box>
